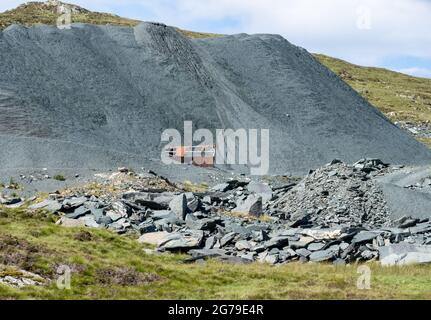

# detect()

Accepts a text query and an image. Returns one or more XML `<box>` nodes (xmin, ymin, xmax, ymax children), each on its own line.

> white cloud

<box><xmin>397</xmin><ymin>67</ymin><xmax>431</xmax><ymax>79</ymax></box>
<box><xmin>131</xmin><ymin>0</ymin><xmax>431</xmax><ymax>67</ymax></box>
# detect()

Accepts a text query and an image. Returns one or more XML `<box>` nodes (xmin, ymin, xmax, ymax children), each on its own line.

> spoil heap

<box><xmin>0</xmin><ymin>22</ymin><xmax>430</xmax><ymax>175</ymax></box>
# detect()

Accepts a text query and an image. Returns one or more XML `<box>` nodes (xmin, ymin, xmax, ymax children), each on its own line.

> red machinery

<box><xmin>165</xmin><ymin>145</ymin><xmax>216</xmax><ymax>167</ymax></box>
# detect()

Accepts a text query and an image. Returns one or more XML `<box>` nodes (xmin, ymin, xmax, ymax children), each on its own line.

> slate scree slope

<box><xmin>0</xmin><ymin>22</ymin><xmax>430</xmax><ymax>175</ymax></box>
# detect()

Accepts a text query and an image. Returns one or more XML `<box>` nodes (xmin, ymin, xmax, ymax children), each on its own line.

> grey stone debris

<box><xmin>31</xmin><ymin>161</ymin><xmax>431</xmax><ymax>265</ymax></box>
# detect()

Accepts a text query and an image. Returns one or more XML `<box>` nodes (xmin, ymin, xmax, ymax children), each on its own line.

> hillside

<box><xmin>315</xmin><ymin>54</ymin><xmax>431</xmax><ymax>147</ymax></box>
<box><xmin>0</xmin><ymin>1</ymin><xmax>220</xmax><ymax>39</ymax></box>
<box><xmin>0</xmin><ymin>1</ymin><xmax>430</xmax><ymax>149</ymax></box>
<box><xmin>1</xmin><ymin>3</ymin><xmax>430</xmax><ymax>119</ymax></box>
<box><xmin>2</xmin><ymin>21</ymin><xmax>431</xmax><ymax>174</ymax></box>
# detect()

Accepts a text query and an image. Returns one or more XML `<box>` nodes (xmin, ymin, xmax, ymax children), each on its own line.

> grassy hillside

<box><xmin>0</xmin><ymin>1</ymin><xmax>220</xmax><ymax>39</ymax></box>
<box><xmin>314</xmin><ymin>54</ymin><xmax>431</xmax><ymax>124</ymax></box>
<box><xmin>315</xmin><ymin>54</ymin><xmax>431</xmax><ymax>148</ymax></box>
<box><xmin>1</xmin><ymin>206</ymin><xmax>430</xmax><ymax>300</ymax></box>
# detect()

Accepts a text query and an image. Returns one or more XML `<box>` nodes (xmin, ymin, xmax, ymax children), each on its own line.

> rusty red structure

<box><xmin>164</xmin><ymin>145</ymin><xmax>216</xmax><ymax>167</ymax></box>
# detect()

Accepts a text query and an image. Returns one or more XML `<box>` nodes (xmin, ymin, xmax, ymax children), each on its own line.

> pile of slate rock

<box><xmin>269</xmin><ymin>159</ymin><xmax>392</xmax><ymax>228</ymax></box>
<box><xmin>27</xmin><ymin>159</ymin><xmax>431</xmax><ymax>266</ymax></box>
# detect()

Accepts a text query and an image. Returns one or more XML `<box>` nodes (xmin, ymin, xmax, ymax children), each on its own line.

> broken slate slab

<box><xmin>265</xmin><ymin>236</ymin><xmax>290</xmax><ymax>249</ymax></box>
<box><xmin>220</xmin><ymin>232</ymin><xmax>237</xmax><ymax>247</ymax></box>
<box><xmin>29</xmin><ymin>199</ymin><xmax>62</xmax><ymax>212</ymax></box>
<box><xmin>309</xmin><ymin>249</ymin><xmax>337</xmax><ymax>262</ymax></box>
<box><xmin>352</xmin><ymin>231</ymin><xmax>379</xmax><ymax>244</ymax></box>
<box><xmin>188</xmin><ymin>249</ymin><xmax>227</xmax><ymax>260</ymax></box>
<box><xmin>289</xmin><ymin>236</ymin><xmax>315</xmax><ymax>249</ymax></box>
<box><xmin>186</xmin><ymin>217</ymin><xmax>218</xmax><ymax>231</ymax></box>
<box><xmin>62</xmin><ymin>197</ymin><xmax>87</xmax><ymax>211</ymax></box>
<box><xmin>233</xmin><ymin>194</ymin><xmax>263</xmax><ymax>217</ymax></box>
<box><xmin>66</xmin><ymin>206</ymin><xmax>91</xmax><ymax>219</ymax></box>
<box><xmin>247</xmin><ymin>181</ymin><xmax>273</xmax><ymax>203</ymax></box>
<box><xmin>307</xmin><ymin>242</ymin><xmax>326</xmax><ymax>252</ymax></box>
<box><xmin>158</xmin><ymin>230</ymin><xmax>204</xmax><ymax>251</ymax></box>
<box><xmin>138</xmin><ymin>231</ymin><xmax>170</xmax><ymax>246</ymax></box>
<box><xmin>169</xmin><ymin>194</ymin><xmax>188</xmax><ymax>220</ymax></box>
<box><xmin>235</xmin><ymin>240</ymin><xmax>253</xmax><ymax>251</ymax></box>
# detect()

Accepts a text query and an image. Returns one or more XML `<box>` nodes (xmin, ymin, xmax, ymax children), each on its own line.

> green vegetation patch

<box><xmin>315</xmin><ymin>54</ymin><xmax>431</xmax><ymax>124</ymax></box>
<box><xmin>0</xmin><ymin>207</ymin><xmax>430</xmax><ymax>300</ymax></box>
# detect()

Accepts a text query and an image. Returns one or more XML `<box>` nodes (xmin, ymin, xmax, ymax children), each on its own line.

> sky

<box><xmin>1</xmin><ymin>0</ymin><xmax>431</xmax><ymax>78</ymax></box>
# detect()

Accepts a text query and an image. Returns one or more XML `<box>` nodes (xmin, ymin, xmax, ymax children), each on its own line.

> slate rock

<box><xmin>258</xmin><ymin>251</ymin><xmax>278</xmax><ymax>264</ymax></box>
<box><xmin>96</xmin><ymin>215</ymin><xmax>113</xmax><ymax>226</ymax></box>
<box><xmin>307</xmin><ymin>242</ymin><xmax>326</xmax><ymax>252</ymax></box>
<box><xmin>235</xmin><ymin>240</ymin><xmax>253</xmax><ymax>251</ymax></box>
<box><xmin>134</xmin><ymin>195</ymin><xmax>169</xmax><ymax>210</ymax></box>
<box><xmin>0</xmin><ymin>196</ymin><xmax>22</xmax><ymax>205</ymax></box>
<box><xmin>185</xmin><ymin>193</ymin><xmax>200</xmax><ymax>213</ymax></box>
<box><xmin>106</xmin><ymin>210</ymin><xmax>123</xmax><ymax>222</ymax></box>
<box><xmin>295</xmin><ymin>248</ymin><xmax>312</xmax><ymax>258</ymax></box>
<box><xmin>410</xmin><ymin>223</ymin><xmax>431</xmax><ymax>235</ymax></box>
<box><xmin>220</xmin><ymin>232</ymin><xmax>237</xmax><ymax>247</ymax></box>
<box><xmin>62</xmin><ymin>197</ymin><xmax>87</xmax><ymax>211</ymax></box>
<box><xmin>66</xmin><ymin>206</ymin><xmax>91</xmax><ymax>219</ymax></box>
<box><xmin>158</xmin><ymin>230</ymin><xmax>204</xmax><ymax>251</ymax></box>
<box><xmin>289</xmin><ymin>236</ymin><xmax>315</xmax><ymax>249</ymax></box>
<box><xmin>152</xmin><ymin>210</ymin><xmax>177</xmax><ymax>220</ymax></box>
<box><xmin>234</xmin><ymin>195</ymin><xmax>263</xmax><ymax>217</ymax></box>
<box><xmin>210</xmin><ymin>183</ymin><xmax>230</xmax><ymax>192</ymax></box>
<box><xmin>136</xmin><ymin>221</ymin><xmax>157</xmax><ymax>234</ymax></box>
<box><xmin>138</xmin><ymin>231</ymin><xmax>170</xmax><ymax>246</ymax></box>
<box><xmin>188</xmin><ymin>249</ymin><xmax>227</xmax><ymax>260</ymax></box>
<box><xmin>352</xmin><ymin>231</ymin><xmax>379</xmax><ymax>244</ymax></box>
<box><xmin>309</xmin><ymin>249</ymin><xmax>337</xmax><ymax>262</ymax></box>
<box><xmin>111</xmin><ymin>201</ymin><xmax>132</xmax><ymax>218</ymax></box>
<box><xmin>169</xmin><ymin>194</ymin><xmax>188</xmax><ymax>220</ymax></box>
<box><xmin>252</xmin><ymin>230</ymin><xmax>270</xmax><ymax>242</ymax></box>
<box><xmin>265</xmin><ymin>236</ymin><xmax>289</xmax><ymax>249</ymax></box>
<box><xmin>80</xmin><ymin>216</ymin><xmax>100</xmax><ymax>228</ymax></box>
<box><xmin>247</xmin><ymin>181</ymin><xmax>273</xmax><ymax>203</ymax></box>
<box><xmin>205</xmin><ymin>236</ymin><xmax>217</xmax><ymax>249</ymax></box>
<box><xmin>186</xmin><ymin>218</ymin><xmax>218</xmax><ymax>231</ymax></box>
<box><xmin>29</xmin><ymin>199</ymin><xmax>62</xmax><ymax>212</ymax></box>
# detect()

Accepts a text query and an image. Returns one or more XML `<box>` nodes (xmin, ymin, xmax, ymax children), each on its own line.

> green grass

<box><xmin>0</xmin><ymin>206</ymin><xmax>430</xmax><ymax>300</ymax></box>
<box><xmin>417</xmin><ymin>137</ymin><xmax>431</xmax><ymax>148</ymax></box>
<box><xmin>315</xmin><ymin>54</ymin><xmax>431</xmax><ymax>125</ymax></box>
<box><xmin>53</xmin><ymin>174</ymin><xmax>66</xmax><ymax>182</ymax></box>
<box><xmin>0</xmin><ymin>1</ymin><xmax>221</xmax><ymax>39</ymax></box>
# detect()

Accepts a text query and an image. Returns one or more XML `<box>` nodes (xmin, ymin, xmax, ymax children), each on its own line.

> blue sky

<box><xmin>2</xmin><ymin>0</ymin><xmax>431</xmax><ymax>78</ymax></box>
